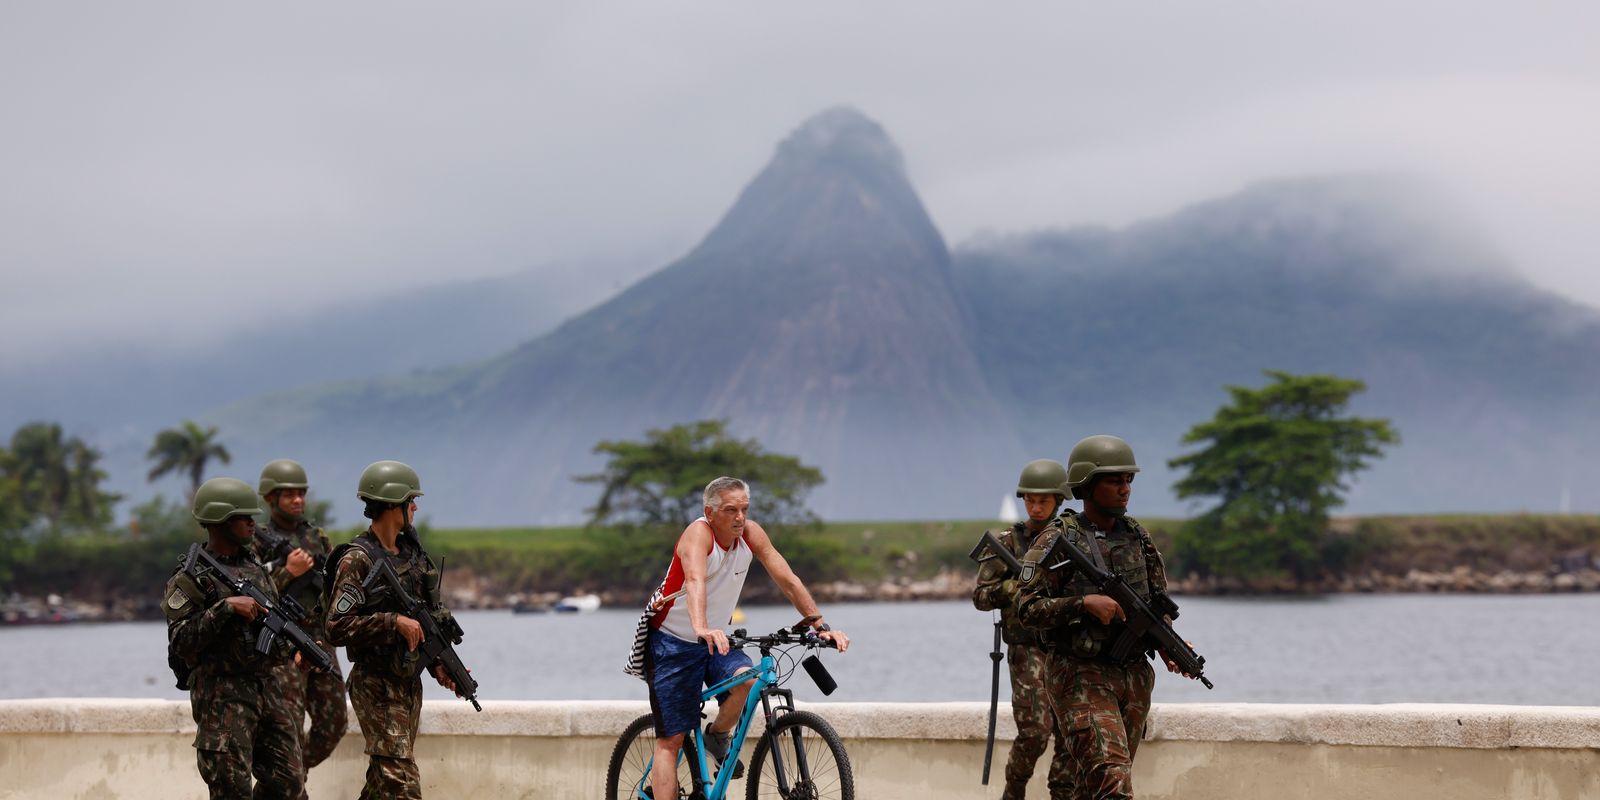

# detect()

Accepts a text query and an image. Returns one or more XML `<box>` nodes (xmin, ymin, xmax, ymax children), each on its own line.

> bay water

<box><xmin>4</xmin><ymin>595</ymin><xmax>1596</xmax><ymax>706</ymax></box>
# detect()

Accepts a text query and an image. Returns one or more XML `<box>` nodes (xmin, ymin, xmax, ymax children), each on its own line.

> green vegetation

<box><xmin>1168</xmin><ymin>371</ymin><xmax>1398</xmax><ymax>581</ymax></box>
<box><xmin>145</xmin><ymin>420</ymin><xmax>231</xmax><ymax>499</ymax></box>
<box><xmin>577</xmin><ymin>420</ymin><xmax>825</xmax><ymax>530</ymax></box>
<box><xmin>5</xmin><ymin>506</ymin><xmax>1598</xmax><ymax>606</ymax></box>
<box><xmin>1335</xmin><ymin>514</ymin><xmax>1600</xmax><ymax>575</ymax></box>
<box><xmin>0</xmin><ymin>422</ymin><xmax>126</xmax><ymax>590</ymax></box>
<box><xmin>3</xmin><ymin>422</ymin><xmax>121</xmax><ymax>531</ymax></box>
<box><xmin>331</xmin><ymin>519</ymin><xmax>1010</xmax><ymax>599</ymax></box>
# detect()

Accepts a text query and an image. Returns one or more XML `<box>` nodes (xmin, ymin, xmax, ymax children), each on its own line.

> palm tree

<box><xmin>146</xmin><ymin>421</ymin><xmax>231</xmax><ymax>499</ymax></box>
<box><xmin>9</xmin><ymin>422</ymin><xmax>71</xmax><ymax>526</ymax></box>
<box><xmin>66</xmin><ymin>440</ymin><xmax>119</xmax><ymax>527</ymax></box>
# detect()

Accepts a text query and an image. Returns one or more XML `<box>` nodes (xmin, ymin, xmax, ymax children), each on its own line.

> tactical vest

<box><xmin>257</xmin><ymin>520</ymin><xmax>330</xmax><ymax>625</ymax></box>
<box><xmin>328</xmin><ymin>532</ymin><xmax>441</xmax><ymax>677</ymax></box>
<box><xmin>991</xmin><ymin>522</ymin><xmax>1042</xmax><ymax>647</ymax></box>
<box><xmin>165</xmin><ymin>548</ymin><xmax>286</xmax><ymax>688</ymax></box>
<box><xmin>1048</xmin><ymin>513</ymin><xmax>1159</xmax><ymax>662</ymax></box>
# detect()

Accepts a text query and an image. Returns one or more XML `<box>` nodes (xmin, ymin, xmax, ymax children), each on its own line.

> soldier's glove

<box><xmin>1000</xmin><ymin>579</ymin><xmax>1019</xmax><ymax>600</ymax></box>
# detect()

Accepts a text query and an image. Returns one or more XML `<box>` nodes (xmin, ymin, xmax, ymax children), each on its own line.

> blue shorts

<box><xmin>645</xmin><ymin>628</ymin><xmax>754</xmax><ymax>737</ymax></box>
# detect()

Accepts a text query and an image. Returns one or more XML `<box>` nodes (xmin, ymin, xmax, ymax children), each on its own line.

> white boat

<box><xmin>554</xmin><ymin>594</ymin><xmax>602</xmax><ymax>613</ymax></box>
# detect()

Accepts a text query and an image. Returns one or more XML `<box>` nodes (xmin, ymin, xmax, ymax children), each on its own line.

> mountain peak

<box><xmin>694</xmin><ymin>106</ymin><xmax>938</xmax><ymax>259</ymax></box>
<box><xmin>772</xmin><ymin>106</ymin><xmax>905</xmax><ymax>174</ymax></box>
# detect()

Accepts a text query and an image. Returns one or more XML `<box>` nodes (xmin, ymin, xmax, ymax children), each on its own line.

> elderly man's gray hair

<box><xmin>703</xmin><ymin>476</ymin><xmax>750</xmax><ymax>510</ymax></box>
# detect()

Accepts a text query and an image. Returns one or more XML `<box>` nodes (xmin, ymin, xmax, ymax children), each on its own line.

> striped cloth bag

<box><xmin>624</xmin><ymin>554</ymin><xmax>732</xmax><ymax>680</ymax></box>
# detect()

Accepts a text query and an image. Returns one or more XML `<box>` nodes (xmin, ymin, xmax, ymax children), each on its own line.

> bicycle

<box><xmin>605</xmin><ymin>621</ymin><xmax>854</xmax><ymax>800</ymax></box>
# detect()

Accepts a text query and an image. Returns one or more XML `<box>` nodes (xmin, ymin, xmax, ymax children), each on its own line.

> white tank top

<box><xmin>649</xmin><ymin>518</ymin><xmax>754</xmax><ymax>644</ymax></box>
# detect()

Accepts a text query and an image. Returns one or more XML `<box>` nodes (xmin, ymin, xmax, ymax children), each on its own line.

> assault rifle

<box><xmin>256</xmin><ymin>527</ymin><xmax>326</xmax><ymax>605</ymax></box>
<box><xmin>968</xmin><ymin>530</ymin><xmax>1025</xmax><ymax>576</ymax></box>
<box><xmin>183</xmin><ymin>544</ymin><xmax>335</xmax><ymax>673</ymax></box>
<box><xmin>361</xmin><ymin>557</ymin><xmax>482</xmax><ymax>711</ymax></box>
<box><xmin>967</xmin><ymin>530</ymin><xmax>1025</xmax><ymax>786</ymax></box>
<box><xmin>1039</xmin><ymin>533</ymin><xmax>1213</xmax><ymax>689</ymax></box>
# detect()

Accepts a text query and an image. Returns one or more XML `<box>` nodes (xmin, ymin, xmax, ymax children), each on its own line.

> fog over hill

<box><xmin>955</xmin><ymin>175</ymin><xmax>1600</xmax><ymax>517</ymax></box>
<box><xmin>51</xmin><ymin>108</ymin><xmax>1600</xmax><ymax>525</ymax></box>
<box><xmin>0</xmin><ymin>261</ymin><xmax>621</xmax><ymax>448</ymax></box>
<box><xmin>207</xmin><ymin>107</ymin><xmax>1025</xmax><ymax>524</ymax></box>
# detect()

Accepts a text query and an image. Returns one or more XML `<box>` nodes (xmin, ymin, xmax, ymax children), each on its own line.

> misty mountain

<box><xmin>208</xmin><ymin>107</ymin><xmax>1025</xmax><ymax>524</ymax></box>
<box><xmin>131</xmin><ymin>109</ymin><xmax>1600</xmax><ymax>524</ymax></box>
<box><xmin>0</xmin><ymin>262</ymin><xmax>617</xmax><ymax>448</ymax></box>
<box><xmin>954</xmin><ymin>175</ymin><xmax>1600</xmax><ymax>515</ymax></box>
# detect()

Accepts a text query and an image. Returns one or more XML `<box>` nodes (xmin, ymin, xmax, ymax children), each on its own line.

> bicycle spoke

<box><xmin>748</xmin><ymin>712</ymin><xmax>852</xmax><ymax>800</ymax></box>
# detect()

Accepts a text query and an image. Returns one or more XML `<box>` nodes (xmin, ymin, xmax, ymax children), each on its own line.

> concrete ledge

<box><xmin>8</xmin><ymin>699</ymin><xmax>1595</xmax><ymax>750</ymax></box>
<box><xmin>4</xmin><ymin>700</ymin><xmax>1600</xmax><ymax>799</ymax></box>
<box><xmin>1146</xmin><ymin>702</ymin><xmax>1600</xmax><ymax>750</ymax></box>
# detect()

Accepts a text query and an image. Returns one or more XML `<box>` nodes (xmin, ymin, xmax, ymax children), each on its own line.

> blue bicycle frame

<box><xmin>631</xmin><ymin>647</ymin><xmax>796</xmax><ymax>800</ymax></box>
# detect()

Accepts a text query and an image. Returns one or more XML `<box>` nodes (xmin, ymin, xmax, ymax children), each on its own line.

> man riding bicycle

<box><xmin>643</xmin><ymin>476</ymin><xmax>850</xmax><ymax>799</ymax></box>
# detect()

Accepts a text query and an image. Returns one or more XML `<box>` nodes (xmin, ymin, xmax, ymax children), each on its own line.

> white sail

<box><xmin>998</xmin><ymin>495</ymin><xmax>1021</xmax><ymax>523</ymax></box>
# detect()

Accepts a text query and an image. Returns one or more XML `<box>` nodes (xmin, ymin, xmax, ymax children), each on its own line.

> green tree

<box><xmin>1168</xmin><ymin>371</ymin><xmax>1399</xmax><ymax>581</ymax></box>
<box><xmin>146</xmin><ymin>420</ymin><xmax>231</xmax><ymax>499</ymax></box>
<box><xmin>64</xmin><ymin>438</ymin><xmax>119</xmax><ymax>528</ymax></box>
<box><xmin>576</xmin><ymin>420</ymin><xmax>825</xmax><ymax>530</ymax></box>
<box><xmin>0</xmin><ymin>456</ymin><xmax>27</xmax><ymax>589</ymax></box>
<box><xmin>9</xmin><ymin>422</ymin><xmax>70</xmax><ymax>526</ymax></box>
<box><xmin>4</xmin><ymin>422</ymin><xmax>120</xmax><ymax>530</ymax></box>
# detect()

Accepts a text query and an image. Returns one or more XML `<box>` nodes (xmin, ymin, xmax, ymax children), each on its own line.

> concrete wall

<box><xmin>2</xmin><ymin>699</ymin><xmax>1598</xmax><ymax>799</ymax></box>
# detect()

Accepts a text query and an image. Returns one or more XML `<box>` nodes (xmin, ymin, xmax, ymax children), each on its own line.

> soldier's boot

<box><xmin>1001</xmin><ymin>779</ymin><xmax>1030</xmax><ymax>800</ymax></box>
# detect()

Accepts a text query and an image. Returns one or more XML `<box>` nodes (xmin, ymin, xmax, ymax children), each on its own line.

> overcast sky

<box><xmin>4</xmin><ymin>2</ymin><xmax>1598</xmax><ymax>364</ymax></box>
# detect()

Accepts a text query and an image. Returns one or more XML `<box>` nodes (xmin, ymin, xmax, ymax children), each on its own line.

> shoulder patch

<box><xmin>166</xmin><ymin>585</ymin><xmax>190</xmax><ymax>610</ymax></box>
<box><xmin>332</xmin><ymin>584</ymin><xmax>364</xmax><ymax>616</ymax></box>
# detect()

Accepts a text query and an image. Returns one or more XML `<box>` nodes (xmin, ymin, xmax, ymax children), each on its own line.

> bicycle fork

<box><xmin>759</xmin><ymin>687</ymin><xmax>813</xmax><ymax>793</ymax></box>
<box><xmin>636</xmin><ymin>686</ymin><xmax>813</xmax><ymax>800</ymax></box>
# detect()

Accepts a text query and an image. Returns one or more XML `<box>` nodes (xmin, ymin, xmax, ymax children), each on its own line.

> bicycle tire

<box><xmin>606</xmin><ymin>712</ymin><xmax>702</xmax><ymax>800</ymax></box>
<box><xmin>745</xmin><ymin>710</ymin><xmax>854</xmax><ymax>800</ymax></box>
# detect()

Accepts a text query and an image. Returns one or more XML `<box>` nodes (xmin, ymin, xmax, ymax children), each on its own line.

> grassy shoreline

<box><xmin>5</xmin><ymin>514</ymin><xmax>1599</xmax><ymax>623</ymax></box>
<box><xmin>348</xmin><ymin>513</ymin><xmax>1600</xmax><ymax>601</ymax></box>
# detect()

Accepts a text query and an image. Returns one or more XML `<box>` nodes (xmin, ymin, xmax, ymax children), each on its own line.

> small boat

<box><xmin>511</xmin><ymin>602</ymin><xmax>551</xmax><ymax>615</ymax></box>
<box><xmin>554</xmin><ymin>594</ymin><xmax>602</xmax><ymax>613</ymax></box>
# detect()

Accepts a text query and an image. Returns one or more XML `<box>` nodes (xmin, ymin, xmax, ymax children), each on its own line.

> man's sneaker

<box><xmin>703</xmin><ymin>724</ymin><xmax>745</xmax><ymax>779</ymax></box>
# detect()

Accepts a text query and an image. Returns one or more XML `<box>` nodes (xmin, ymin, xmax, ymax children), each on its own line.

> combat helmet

<box><xmin>357</xmin><ymin>460</ymin><xmax>424</xmax><ymax>505</ymax></box>
<box><xmin>1064</xmin><ymin>435</ymin><xmax>1140</xmax><ymax>499</ymax></box>
<box><xmin>1015</xmin><ymin>459</ymin><xmax>1069</xmax><ymax>498</ymax></box>
<box><xmin>258</xmin><ymin>458</ymin><xmax>309</xmax><ymax>497</ymax></box>
<box><xmin>192</xmin><ymin>477</ymin><xmax>262</xmax><ymax>525</ymax></box>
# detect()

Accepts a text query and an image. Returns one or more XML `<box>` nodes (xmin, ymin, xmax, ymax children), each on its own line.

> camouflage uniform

<box><xmin>1017</xmin><ymin>512</ymin><xmax>1168</xmax><ymax>800</ymax></box>
<box><xmin>973</xmin><ymin>521</ymin><xmax>1074</xmax><ymax>800</ymax></box>
<box><xmin>258</xmin><ymin>517</ymin><xmax>348</xmax><ymax>790</ymax></box>
<box><xmin>164</xmin><ymin>546</ymin><xmax>305</xmax><ymax>800</ymax></box>
<box><xmin>325</xmin><ymin>530</ymin><xmax>447</xmax><ymax>800</ymax></box>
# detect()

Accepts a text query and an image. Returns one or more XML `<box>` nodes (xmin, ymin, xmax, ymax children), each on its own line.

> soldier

<box><xmin>325</xmin><ymin>461</ymin><xmax>464</xmax><ymax>800</ymax></box>
<box><xmin>256</xmin><ymin>459</ymin><xmax>347</xmax><ymax>796</ymax></box>
<box><xmin>1017</xmin><ymin>436</ymin><xmax>1185</xmax><ymax>800</ymax></box>
<box><xmin>973</xmin><ymin>459</ymin><xmax>1075</xmax><ymax>800</ymax></box>
<box><xmin>163</xmin><ymin>477</ymin><xmax>305</xmax><ymax>799</ymax></box>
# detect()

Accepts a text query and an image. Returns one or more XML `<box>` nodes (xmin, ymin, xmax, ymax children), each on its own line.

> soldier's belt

<box><xmin>193</xmin><ymin>665</ymin><xmax>280</xmax><ymax>679</ymax></box>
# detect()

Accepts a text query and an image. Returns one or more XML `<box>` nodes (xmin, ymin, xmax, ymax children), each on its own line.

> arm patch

<box><xmin>332</xmin><ymin>584</ymin><xmax>364</xmax><ymax>616</ymax></box>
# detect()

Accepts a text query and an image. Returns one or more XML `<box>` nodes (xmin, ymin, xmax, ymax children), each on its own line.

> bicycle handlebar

<box><xmin>727</xmin><ymin>627</ymin><xmax>838</xmax><ymax>651</ymax></box>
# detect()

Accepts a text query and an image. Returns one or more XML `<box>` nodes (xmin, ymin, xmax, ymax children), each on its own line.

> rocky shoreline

<box><xmin>11</xmin><ymin>566</ymin><xmax>1600</xmax><ymax>625</ymax></box>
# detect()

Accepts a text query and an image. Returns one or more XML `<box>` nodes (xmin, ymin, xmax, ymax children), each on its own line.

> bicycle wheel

<box><xmin>606</xmin><ymin>712</ymin><xmax>700</xmax><ymax>800</ymax></box>
<box><xmin>745</xmin><ymin>710</ymin><xmax>853</xmax><ymax>800</ymax></box>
